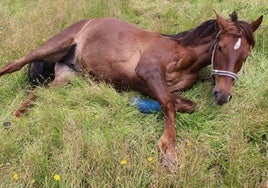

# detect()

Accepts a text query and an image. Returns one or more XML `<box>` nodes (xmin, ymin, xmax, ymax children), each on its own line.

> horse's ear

<box><xmin>214</xmin><ymin>10</ymin><xmax>229</xmax><ymax>29</ymax></box>
<box><xmin>250</xmin><ymin>15</ymin><xmax>263</xmax><ymax>32</ymax></box>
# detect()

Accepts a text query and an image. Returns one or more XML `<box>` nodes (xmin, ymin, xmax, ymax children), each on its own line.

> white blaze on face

<box><xmin>234</xmin><ymin>38</ymin><xmax>241</xmax><ymax>50</ymax></box>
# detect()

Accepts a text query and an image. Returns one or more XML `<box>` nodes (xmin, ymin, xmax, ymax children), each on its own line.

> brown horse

<box><xmin>0</xmin><ymin>11</ymin><xmax>263</xmax><ymax>168</ymax></box>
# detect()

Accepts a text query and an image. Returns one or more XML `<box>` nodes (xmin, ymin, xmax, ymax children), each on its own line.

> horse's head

<box><xmin>211</xmin><ymin>11</ymin><xmax>263</xmax><ymax>105</ymax></box>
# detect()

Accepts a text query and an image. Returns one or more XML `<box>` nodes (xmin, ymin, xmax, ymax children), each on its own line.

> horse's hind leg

<box><xmin>0</xmin><ymin>20</ymin><xmax>88</xmax><ymax>77</ymax></box>
<box><xmin>13</xmin><ymin>90</ymin><xmax>37</xmax><ymax>117</ymax></box>
<box><xmin>13</xmin><ymin>63</ymin><xmax>77</xmax><ymax>117</ymax></box>
<box><xmin>49</xmin><ymin>62</ymin><xmax>77</xmax><ymax>87</ymax></box>
<box><xmin>0</xmin><ymin>37</ymin><xmax>75</xmax><ymax>76</ymax></box>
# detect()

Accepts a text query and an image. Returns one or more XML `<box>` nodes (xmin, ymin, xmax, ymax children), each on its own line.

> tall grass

<box><xmin>0</xmin><ymin>0</ymin><xmax>267</xmax><ymax>187</ymax></box>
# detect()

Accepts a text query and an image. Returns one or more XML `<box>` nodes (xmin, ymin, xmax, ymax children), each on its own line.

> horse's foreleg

<box><xmin>171</xmin><ymin>94</ymin><xmax>196</xmax><ymax>113</ymax></box>
<box><xmin>136</xmin><ymin>64</ymin><xmax>178</xmax><ymax>170</ymax></box>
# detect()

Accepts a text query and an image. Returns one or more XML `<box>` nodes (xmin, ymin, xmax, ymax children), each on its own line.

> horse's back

<box><xmin>75</xmin><ymin>17</ymin><xmax>156</xmax><ymax>82</ymax></box>
<box><xmin>75</xmin><ymin>17</ymin><xmax>151</xmax><ymax>59</ymax></box>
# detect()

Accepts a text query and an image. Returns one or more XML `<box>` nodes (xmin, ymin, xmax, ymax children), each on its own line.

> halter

<box><xmin>210</xmin><ymin>30</ymin><xmax>238</xmax><ymax>82</ymax></box>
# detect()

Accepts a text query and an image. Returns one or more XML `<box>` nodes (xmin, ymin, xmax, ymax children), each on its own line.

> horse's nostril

<box><xmin>227</xmin><ymin>95</ymin><xmax>232</xmax><ymax>102</ymax></box>
<box><xmin>213</xmin><ymin>90</ymin><xmax>218</xmax><ymax>98</ymax></box>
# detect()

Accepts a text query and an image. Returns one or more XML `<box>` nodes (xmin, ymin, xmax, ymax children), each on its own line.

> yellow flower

<box><xmin>186</xmin><ymin>141</ymin><xmax>193</xmax><ymax>147</ymax></box>
<box><xmin>120</xmin><ymin>159</ymin><xmax>127</xmax><ymax>165</ymax></box>
<box><xmin>147</xmin><ymin>157</ymin><xmax>153</xmax><ymax>162</ymax></box>
<box><xmin>13</xmin><ymin>173</ymin><xmax>19</xmax><ymax>181</ymax></box>
<box><xmin>42</xmin><ymin>38</ymin><xmax>46</xmax><ymax>42</ymax></box>
<box><xmin>53</xmin><ymin>174</ymin><xmax>60</xmax><ymax>181</ymax></box>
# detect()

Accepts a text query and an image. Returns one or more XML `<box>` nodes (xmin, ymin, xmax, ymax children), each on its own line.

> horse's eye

<box><xmin>218</xmin><ymin>45</ymin><xmax>223</xmax><ymax>52</ymax></box>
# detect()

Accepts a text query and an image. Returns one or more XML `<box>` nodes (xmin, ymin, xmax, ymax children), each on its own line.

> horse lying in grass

<box><xmin>0</xmin><ymin>11</ymin><xmax>263</xmax><ymax>168</ymax></box>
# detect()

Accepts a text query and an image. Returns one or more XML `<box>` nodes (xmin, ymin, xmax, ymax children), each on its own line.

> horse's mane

<box><xmin>230</xmin><ymin>12</ymin><xmax>256</xmax><ymax>47</ymax></box>
<box><xmin>165</xmin><ymin>19</ymin><xmax>219</xmax><ymax>46</ymax></box>
<box><xmin>165</xmin><ymin>12</ymin><xmax>256</xmax><ymax>47</ymax></box>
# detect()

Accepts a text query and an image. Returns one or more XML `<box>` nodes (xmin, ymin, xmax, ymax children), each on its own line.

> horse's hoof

<box><xmin>161</xmin><ymin>156</ymin><xmax>179</xmax><ymax>172</ymax></box>
<box><xmin>176</xmin><ymin>100</ymin><xmax>196</xmax><ymax>113</ymax></box>
<box><xmin>13</xmin><ymin>110</ymin><xmax>22</xmax><ymax>117</ymax></box>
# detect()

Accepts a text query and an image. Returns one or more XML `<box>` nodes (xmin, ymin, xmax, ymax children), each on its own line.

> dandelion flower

<box><xmin>42</xmin><ymin>38</ymin><xmax>46</xmax><ymax>42</ymax></box>
<box><xmin>13</xmin><ymin>173</ymin><xmax>19</xmax><ymax>181</ymax></box>
<box><xmin>53</xmin><ymin>174</ymin><xmax>60</xmax><ymax>181</ymax></box>
<box><xmin>120</xmin><ymin>159</ymin><xmax>127</xmax><ymax>165</ymax></box>
<box><xmin>147</xmin><ymin>157</ymin><xmax>153</xmax><ymax>162</ymax></box>
<box><xmin>186</xmin><ymin>141</ymin><xmax>193</xmax><ymax>147</ymax></box>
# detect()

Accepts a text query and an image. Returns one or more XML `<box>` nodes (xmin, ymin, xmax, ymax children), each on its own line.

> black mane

<box><xmin>165</xmin><ymin>19</ymin><xmax>219</xmax><ymax>46</ymax></box>
<box><xmin>165</xmin><ymin>11</ymin><xmax>256</xmax><ymax>48</ymax></box>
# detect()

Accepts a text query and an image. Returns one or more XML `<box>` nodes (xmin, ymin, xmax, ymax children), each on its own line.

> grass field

<box><xmin>0</xmin><ymin>0</ymin><xmax>267</xmax><ymax>187</ymax></box>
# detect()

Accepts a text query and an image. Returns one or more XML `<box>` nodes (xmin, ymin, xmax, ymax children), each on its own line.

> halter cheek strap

<box><xmin>210</xmin><ymin>31</ymin><xmax>238</xmax><ymax>82</ymax></box>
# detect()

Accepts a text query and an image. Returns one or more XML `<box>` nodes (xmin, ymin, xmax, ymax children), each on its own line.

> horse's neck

<box><xmin>189</xmin><ymin>41</ymin><xmax>214</xmax><ymax>72</ymax></box>
<box><xmin>193</xmin><ymin>38</ymin><xmax>214</xmax><ymax>55</ymax></box>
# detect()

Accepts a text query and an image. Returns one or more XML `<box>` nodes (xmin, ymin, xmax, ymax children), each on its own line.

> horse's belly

<box><xmin>78</xmin><ymin>45</ymin><xmax>141</xmax><ymax>85</ymax></box>
<box><xmin>73</xmin><ymin>17</ymin><xmax>158</xmax><ymax>90</ymax></box>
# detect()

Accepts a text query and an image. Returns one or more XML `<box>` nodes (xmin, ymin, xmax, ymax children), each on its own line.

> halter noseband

<box><xmin>210</xmin><ymin>30</ymin><xmax>239</xmax><ymax>82</ymax></box>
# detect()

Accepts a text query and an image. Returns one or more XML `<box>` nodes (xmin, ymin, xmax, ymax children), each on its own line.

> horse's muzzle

<box><xmin>213</xmin><ymin>90</ymin><xmax>232</xmax><ymax>105</ymax></box>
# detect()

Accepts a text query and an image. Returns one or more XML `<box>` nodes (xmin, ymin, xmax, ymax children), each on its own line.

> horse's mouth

<box><xmin>213</xmin><ymin>90</ymin><xmax>232</xmax><ymax>105</ymax></box>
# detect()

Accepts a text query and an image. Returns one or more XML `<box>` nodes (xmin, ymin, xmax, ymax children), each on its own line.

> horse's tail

<box><xmin>27</xmin><ymin>60</ymin><xmax>55</xmax><ymax>87</ymax></box>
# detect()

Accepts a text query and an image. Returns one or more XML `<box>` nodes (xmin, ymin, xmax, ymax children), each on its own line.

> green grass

<box><xmin>0</xmin><ymin>0</ymin><xmax>267</xmax><ymax>187</ymax></box>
